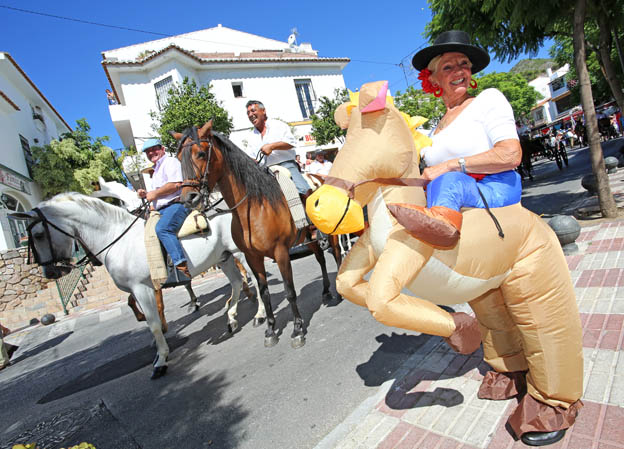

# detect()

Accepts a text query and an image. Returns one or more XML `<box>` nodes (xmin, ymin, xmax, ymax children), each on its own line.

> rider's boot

<box><xmin>387</xmin><ymin>204</ymin><xmax>462</xmax><ymax>249</ymax></box>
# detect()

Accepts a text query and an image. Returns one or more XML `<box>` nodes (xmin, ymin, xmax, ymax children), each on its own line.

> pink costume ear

<box><xmin>360</xmin><ymin>81</ymin><xmax>389</xmax><ymax>113</ymax></box>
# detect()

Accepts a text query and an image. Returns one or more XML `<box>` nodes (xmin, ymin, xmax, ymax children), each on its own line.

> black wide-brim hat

<box><xmin>412</xmin><ymin>30</ymin><xmax>490</xmax><ymax>74</ymax></box>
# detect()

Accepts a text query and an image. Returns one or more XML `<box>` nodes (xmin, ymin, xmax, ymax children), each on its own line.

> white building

<box><xmin>0</xmin><ymin>52</ymin><xmax>72</xmax><ymax>250</ymax></box>
<box><xmin>529</xmin><ymin>64</ymin><xmax>573</xmax><ymax>130</ymax></box>
<box><xmin>101</xmin><ymin>25</ymin><xmax>349</xmax><ymax>172</ymax></box>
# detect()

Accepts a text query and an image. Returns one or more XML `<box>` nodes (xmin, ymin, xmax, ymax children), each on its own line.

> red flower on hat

<box><xmin>418</xmin><ymin>68</ymin><xmax>437</xmax><ymax>94</ymax></box>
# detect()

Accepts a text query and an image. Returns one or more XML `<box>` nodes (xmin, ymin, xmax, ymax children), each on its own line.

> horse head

<box><xmin>173</xmin><ymin>121</ymin><xmax>225</xmax><ymax>210</ymax></box>
<box><xmin>306</xmin><ymin>80</ymin><xmax>431</xmax><ymax>235</ymax></box>
<box><xmin>91</xmin><ymin>176</ymin><xmax>142</xmax><ymax>211</ymax></box>
<box><xmin>9</xmin><ymin>208</ymin><xmax>75</xmax><ymax>279</ymax></box>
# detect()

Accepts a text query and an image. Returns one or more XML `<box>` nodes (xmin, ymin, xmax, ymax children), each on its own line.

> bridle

<box><xmin>25</xmin><ymin>203</ymin><xmax>147</xmax><ymax>269</ymax></box>
<box><xmin>176</xmin><ymin>126</ymin><xmax>248</xmax><ymax>214</ymax></box>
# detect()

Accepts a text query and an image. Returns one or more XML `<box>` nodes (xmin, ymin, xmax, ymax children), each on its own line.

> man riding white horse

<box><xmin>137</xmin><ymin>138</ymin><xmax>191</xmax><ymax>287</ymax></box>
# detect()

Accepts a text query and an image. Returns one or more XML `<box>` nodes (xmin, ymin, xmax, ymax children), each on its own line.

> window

<box><xmin>550</xmin><ymin>76</ymin><xmax>565</xmax><ymax>92</ymax></box>
<box><xmin>154</xmin><ymin>76</ymin><xmax>174</xmax><ymax>110</ymax></box>
<box><xmin>20</xmin><ymin>135</ymin><xmax>33</xmax><ymax>178</ymax></box>
<box><xmin>1</xmin><ymin>193</ymin><xmax>27</xmax><ymax>248</ymax></box>
<box><xmin>232</xmin><ymin>82</ymin><xmax>243</xmax><ymax>98</ymax></box>
<box><xmin>294</xmin><ymin>79</ymin><xmax>316</xmax><ymax>119</ymax></box>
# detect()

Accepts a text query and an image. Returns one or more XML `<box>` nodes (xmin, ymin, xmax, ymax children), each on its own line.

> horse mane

<box><xmin>44</xmin><ymin>192</ymin><xmax>134</xmax><ymax>224</ymax></box>
<box><xmin>179</xmin><ymin>127</ymin><xmax>284</xmax><ymax>208</ymax></box>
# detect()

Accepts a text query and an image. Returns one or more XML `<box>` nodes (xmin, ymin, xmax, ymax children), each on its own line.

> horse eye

<box><xmin>33</xmin><ymin>232</ymin><xmax>45</xmax><ymax>240</ymax></box>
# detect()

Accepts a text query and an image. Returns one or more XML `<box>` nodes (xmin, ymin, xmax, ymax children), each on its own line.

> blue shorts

<box><xmin>426</xmin><ymin>170</ymin><xmax>522</xmax><ymax>211</ymax></box>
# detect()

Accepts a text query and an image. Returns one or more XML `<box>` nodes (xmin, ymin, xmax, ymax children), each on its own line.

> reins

<box><xmin>27</xmin><ymin>201</ymin><xmax>149</xmax><ymax>269</ymax></box>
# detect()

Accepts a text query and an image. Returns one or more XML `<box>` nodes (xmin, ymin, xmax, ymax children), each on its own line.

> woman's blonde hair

<box><xmin>427</xmin><ymin>53</ymin><xmax>473</xmax><ymax>74</ymax></box>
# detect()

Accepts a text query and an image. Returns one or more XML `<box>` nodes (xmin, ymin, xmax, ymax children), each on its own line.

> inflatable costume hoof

<box><xmin>444</xmin><ymin>312</ymin><xmax>481</xmax><ymax>354</ymax></box>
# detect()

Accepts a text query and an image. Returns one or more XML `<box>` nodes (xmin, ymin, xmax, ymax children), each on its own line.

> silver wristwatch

<box><xmin>458</xmin><ymin>157</ymin><xmax>466</xmax><ymax>174</ymax></box>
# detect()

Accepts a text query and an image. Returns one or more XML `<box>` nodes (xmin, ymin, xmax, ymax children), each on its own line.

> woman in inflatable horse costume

<box><xmin>305</xmin><ymin>80</ymin><xmax>583</xmax><ymax>446</ymax></box>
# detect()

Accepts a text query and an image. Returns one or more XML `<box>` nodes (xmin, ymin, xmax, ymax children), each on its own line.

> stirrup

<box><xmin>161</xmin><ymin>264</ymin><xmax>191</xmax><ymax>289</ymax></box>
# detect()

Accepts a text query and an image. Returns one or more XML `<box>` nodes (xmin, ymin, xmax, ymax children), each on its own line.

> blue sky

<box><xmin>2</xmin><ymin>0</ymin><xmax>552</xmax><ymax>151</ymax></box>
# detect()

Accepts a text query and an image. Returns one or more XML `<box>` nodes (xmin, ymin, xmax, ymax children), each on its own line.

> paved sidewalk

<box><xmin>315</xmin><ymin>170</ymin><xmax>624</xmax><ymax>448</ymax></box>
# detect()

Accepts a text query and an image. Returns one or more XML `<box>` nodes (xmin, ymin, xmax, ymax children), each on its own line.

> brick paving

<box><xmin>315</xmin><ymin>172</ymin><xmax>624</xmax><ymax>448</ymax></box>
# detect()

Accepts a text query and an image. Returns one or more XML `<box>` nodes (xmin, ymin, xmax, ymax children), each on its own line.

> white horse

<box><xmin>91</xmin><ymin>177</ymin><xmax>258</xmax><ymax>314</ymax></box>
<box><xmin>11</xmin><ymin>192</ymin><xmax>264</xmax><ymax>379</ymax></box>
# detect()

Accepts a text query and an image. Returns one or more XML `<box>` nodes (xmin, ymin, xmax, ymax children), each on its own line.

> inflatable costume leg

<box><xmin>500</xmin><ymin>228</ymin><xmax>583</xmax><ymax>436</ymax></box>
<box><xmin>469</xmin><ymin>288</ymin><xmax>528</xmax><ymax>400</ymax></box>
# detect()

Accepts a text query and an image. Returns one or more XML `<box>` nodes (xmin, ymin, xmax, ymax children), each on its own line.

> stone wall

<box><xmin>0</xmin><ymin>248</ymin><xmax>58</xmax><ymax>329</ymax></box>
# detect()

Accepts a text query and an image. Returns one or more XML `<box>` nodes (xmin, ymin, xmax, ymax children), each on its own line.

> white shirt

<box><xmin>422</xmin><ymin>89</ymin><xmax>519</xmax><ymax>167</ymax></box>
<box><xmin>244</xmin><ymin>118</ymin><xmax>298</xmax><ymax>166</ymax></box>
<box><xmin>151</xmin><ymin>154</ymin><xmax>183</xmax><ymax>210</ymax></box>
<box><xmin>308</xmin><ymin>160</ymin><xmax>333</xmax><ymax>176</ymax></box>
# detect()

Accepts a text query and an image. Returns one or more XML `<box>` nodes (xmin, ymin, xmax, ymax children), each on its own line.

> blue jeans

<box><xmin>426</xmin><ymin>170</ymin><xmax>522</xmax><ymax>211</ymax></box>
<box><xmin>277</xmin><ymin>160</ymin><xmax>311</xmax><ymax>195</ymax></box>
<box><xmin>155</xmin><ymin>202</ymin><xmax>190</xmax><ymax>266</ymax></box>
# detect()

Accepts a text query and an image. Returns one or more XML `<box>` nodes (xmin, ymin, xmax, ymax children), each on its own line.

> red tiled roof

<box><xmin>102</xmin><ymin>44</ymin><xmax>349</xmax><ymax>66</ymax></box>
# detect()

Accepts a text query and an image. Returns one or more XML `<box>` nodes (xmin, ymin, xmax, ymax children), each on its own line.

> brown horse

<box><xmin>172</xmin><ymin>122</ymin><xmax>341</xmax><ymax>348</ymax></box>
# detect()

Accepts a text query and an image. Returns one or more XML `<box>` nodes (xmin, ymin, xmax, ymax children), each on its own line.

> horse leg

<box><xmin>234</xmin><ymin>256</ymin><xmax>254</xmax><ymax>299</ymax></box>
<box><xmin>307</xmin><ymin>235</ymin><xmax>335</xmax><ymax>305</ymax></box>
<box><xmin>236</xmin><ymin>253</ymin><xmax>265</xmax><ymax>325</ymax></box>
<box><xmin>274</xmin><ymin>244</ymin><xmax>305</xmax><ymax>348</ymax></box>
<box><xmin>133</xmin><ymin>285</ymin><xmax>169</xmax><ymax>379</ymax></box>
<box><xmin>220</xmin><ymin>254</ymin><xmax>243</xmax><ymax>334</ymax></box>
<box><xmin>127</xmin><ymin>294</ymin><xmax>146</xmax><ymax>322</ymax></box>
<box><xmin>155</xmin><ymin>289</ymin><xmax>168</xmax><ymax>334</ymax></box>
<box><xmin>184</xmin><ymin>284</ymin><xmax>200</xmax><ymax>313</ymax></box>
<box><xmin>245</xmin><ymin>253</ymin><xmax>278</xmax><ymax>347</ymax></box>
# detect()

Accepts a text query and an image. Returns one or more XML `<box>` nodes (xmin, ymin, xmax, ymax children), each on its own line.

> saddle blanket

<box><xmin>144</xmin><ymin>210</ymin><xmax>211</xmax><ymax>289</ymax></box>
<box><xmin>270</xmin><ymin>165</ymin><xmax>308</xmax><ymax>229</ymax></box>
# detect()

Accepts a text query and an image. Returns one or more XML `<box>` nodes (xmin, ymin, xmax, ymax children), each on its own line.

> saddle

<box><xmin>269</xmin><ymin>165</ymin><xmax>308</xmax><ymax>230</ymax></box>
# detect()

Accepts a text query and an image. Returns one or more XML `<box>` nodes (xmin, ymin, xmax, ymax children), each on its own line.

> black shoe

<box><xmin>521</xmin><ymin>429</ymin><xmax>566</xmax><ymax>446</ymax></box>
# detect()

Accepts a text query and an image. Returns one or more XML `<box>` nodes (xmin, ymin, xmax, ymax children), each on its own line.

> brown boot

<box><xmin>176</xmin><ymin>262</ymin><xmax>191</xmax><ymax>278</ymax></box>
<box><xmin>387</xmin><ymin>203</ymin><xmax>462</xmax><ymax>249</ymax></box>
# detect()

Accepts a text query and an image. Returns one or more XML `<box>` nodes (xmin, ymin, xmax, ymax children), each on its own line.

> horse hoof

<box><xmin>228</xmin><ymin>321</ymin><xmax>239</xmax><ymax>334</ymax></box>
<box><xmin>151</xmin><ymin>365</ymin><xmax>168</xmax><ymax>379</ymax></box>
<box><xmin>291</xmin><ymin>335</ymin><xmax>306</xmax><ymax>349</ymax></box>
<box><xmin>322</xmin><ymin>292</ymin><xmax>334</xmax><ymax>305</ymax></box>
<box><xmin>264</xmin><ymin>335</ymin><xmax>278</xmax><ymax>347</ymax></box>
<box><xmin>192</xmin><ymin>304</ymin><xmax>200</xmax><ymax>313</ymax></box>
<box><xmin>253</xmin><ymin>317</ymin><xmax>265</xmax><ymax>327</ymax></box>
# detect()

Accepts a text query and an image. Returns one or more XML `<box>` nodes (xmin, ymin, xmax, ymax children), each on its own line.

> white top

<box><xmin>151</xmin><ymin>154</ymin><xmax>184</xmax><ymax>210</ymax></box>
<box><xmin>308</xmin><ymin>160</ymin><xmax>333</xmax><ymax>176</ymax></box>
<box><xmin>244</xmin><ymin>118</ymin><xmax>298</xmax><ymax>166</ymax></box>
<box><xmin>422</xmin><ymin>88</ymin><xmax>519</xmax><ymax>167</ymax></box>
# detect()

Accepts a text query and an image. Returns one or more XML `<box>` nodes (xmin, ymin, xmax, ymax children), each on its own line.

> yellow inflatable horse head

<box><xmin>306</xmin><ymin>80</ymin><xmax>583</xmax><ymax>437</ymax></box>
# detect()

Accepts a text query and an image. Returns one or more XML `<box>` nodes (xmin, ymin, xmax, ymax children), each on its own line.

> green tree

<box><xmin>426</xmin><ymin>0</ymin><xmax>619</xmax><ymax>217</ymax></box>
<box><xmin>393</xmin><ymin>86</ymin><xmax>445</xmax><ymax>129</ymax></box>
<box><xmin>31</xmin><ymin>119</ymin><xmax>124</xmax><ymax>198</ymax></box>
<box><xmin>472</xmin><ymin>72</ymin><xmax>543</xmax><ymax>119</ymax></box>
<box><xmin>310</xmin><ymin>88</ymin><xmax>349</xmax><ymax>145</ymax></box>
<box><xmin>150</xmin><ymin>78</ymin><xmax>233</xmax><ymax>150</ymax></box>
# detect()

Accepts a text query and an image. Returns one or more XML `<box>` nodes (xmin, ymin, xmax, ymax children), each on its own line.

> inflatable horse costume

<box><xmin>306</xmin><ymin>81</ymin><xmax>583</xmax><ymax>442</ymax></box>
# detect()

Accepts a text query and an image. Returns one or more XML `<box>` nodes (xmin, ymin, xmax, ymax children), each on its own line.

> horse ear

<box><xmin>169</xmin><ymin>130</ymin><xmax>183</xmax><ymax>140</ymax></box>
<box><xmin>198</xmin><ymin>120</ymin><xmax>213</xmax><ymax>138</ymax></box>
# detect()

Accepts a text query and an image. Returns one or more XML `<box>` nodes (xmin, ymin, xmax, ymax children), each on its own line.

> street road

<box><xmin>1</xmin><ymin>137</ymin><xmax>622</xmax><ymax>449</ymax></box>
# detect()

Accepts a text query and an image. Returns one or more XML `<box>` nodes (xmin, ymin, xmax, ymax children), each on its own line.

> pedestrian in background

<box><xmin>0</xmin><ymin>323</ymin><xmax>18</xmax><ymax>371</ymax></box>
